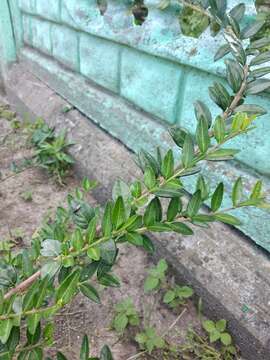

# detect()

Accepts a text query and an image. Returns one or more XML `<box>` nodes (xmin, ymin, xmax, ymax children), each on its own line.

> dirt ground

<box><xmin>0</xmin><ymin>101</ymin><xmax>215</xmax><ymax>359</ymax></box>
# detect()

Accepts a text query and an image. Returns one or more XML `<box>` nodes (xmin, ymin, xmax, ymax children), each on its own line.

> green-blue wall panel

<box><xmin>121</xmin><ymin>47</ymin><xmax>183</xmax><ymax>123</ymax></box>
<box><xmin>36</xmin><ymin>0</ymin><xmax>60</xmax><ymax>22</ymax></box>
<box><xmin>51</xmin><ymin>24</ymin><xmax>79</xmax><ymax>71</ymax></box>
<box><xmin>80</xmin><ymin>33</ymin><xmax>120</xmax><ymax>93</ymax></box>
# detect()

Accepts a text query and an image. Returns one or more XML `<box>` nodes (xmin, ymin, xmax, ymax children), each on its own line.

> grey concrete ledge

<box><xmin>4</xmin><ymin>63</ymin><xmax>270</xmax><ymax>360</ymax></box>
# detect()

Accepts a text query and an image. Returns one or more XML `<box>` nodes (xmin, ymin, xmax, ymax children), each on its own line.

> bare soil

<box><xmin>0</xmin><ymin>102</ymin><xmax>203</xmax><ymax>360</ymax></box>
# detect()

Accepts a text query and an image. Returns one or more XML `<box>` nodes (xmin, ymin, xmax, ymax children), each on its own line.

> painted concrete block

<box><xmin>18</xmin><ymin>0</ymin><xmax>35</xmax><ymax>13</ymax></box>
<box><xmin>22</xmin><ymin>14</ymin><xmax>32</xmax><ymax>45</ymax></box>
<box><xmin>80</xmin><ymin>33</ymin><xmax>120</xmax><ymax>93</ymax></box>
<box><xmin>31</xmin><ymin>18</ymin><xmax>51</xmax><ymax>55</ymax></box>
<box><xmin>61</xmin><ymin>0</ymin><xmax>102</xmax><ymax>31</ymax></box>
<box><xmin>121</xmin><ymin>48</ymin><xmax>183</xmax><ymax>123</ymax></box>
<box><xmin>51</xmin><ymin>25</ymin><xmax>79</xmax><ymax>71</ymax></box>
<box><xmin>36</xmin><ymin>0</ymin><xmax>60</xmax><ymax>22</ymax></box>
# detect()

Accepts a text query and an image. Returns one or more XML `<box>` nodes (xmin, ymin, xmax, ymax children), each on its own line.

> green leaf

<box><xmin>187</xmin><ymin>190</ymin><xmax>202</xmax><ymax>217</ymax></box>
<box><xmin>216</xmin><ymin>319</ymin><xmax>226</xmax><ymax>332</ymax></box>
<box><xmin>225</xmin><ymin>59</ymin><xmax>243</xmax><ymax>93</ymax></box>
<box><xmin>102</xmin><ymin>201</ymin><xmax>113</xmax><ymax>237</ymax></box>
<box><xmin>167</xmin><ymin>198</ymin><xmax>181</xmax><ymax>222</ymax></box>
<box><xmin>100</xmin><ymin>239</ymin><xmax>117</xmax><ymax>265</ymax></box>
<box><xmin>250</xmin><ymin>180</ymin><xmax>262</xmax><ymax>200</ymax></box>
<box><xmin>113</xmin><ymin>313</ymin><xmax>128</xmax><ymax>333</ymax></box>
<box><xmin>26</xmin><ymin>321</ymin><xmax>41</xmax><ymax>345</ymax></box>
<box><xmin>207</xmin><ymin>148</ymin><xmax>239</xmax><ymax>161</ymax></box>
<box><xmin>40</xmin><ymin>239</ymin><xmax>61</xmax><ymax>257</ymax></box>
<box><xmin>246</xmin><ymin>79</ymin><xmax>270</xmax><ymax>95</ymax></box>
<box><xmin>57</xmin><ymin>353</ymin><xmax>68</xmax><ymax>360</ymax></box>
<box><xmin>177</xmin><ymin>286</ymin><xmax>194</xmax><ymax>298</ymax></box>
<box><xmin>0</xmin><ymin>319</ymin><xmax>13</xmax><ymax>344</ymax></box>
<box><xmin>232</xmin><ymin>177</ymin><xmax>243</xmax><ymax>206</ymax></box>
<box><xmin>79</xmin><ymin>283</ymin><xmax>100</xmax><ymax>304</ymax></box>
<box><xmin>98</xmin><ymin>273</ymin><xmax>120</xmax><ymax>287</ymax></box>
<box><xmin>209</xmin><ymin>82</ymin><xmax>231</xmax><ymax>111</ymax></box>
<box><xmin>23</xmin><ymin>281</ymin><xmax>40</xmax><ymax>311</ymax></box>
<box><xmin>161</xmin><ymin>149</ymin><xmax>174</xmax><ymax>179</ymax></box>
<box><xmin>87</xmin><ymin>247</ymin><xmax>101</xmax><ymax>261</ymax></box>
<box><xmin>250</xmin><ymin>66</ymin><xmax>270</xmax><ymax>79</ymax></box>
<box><xmin>127</xmin><ymin>232</ymin><xmax>143</xmax><ymax>246</ymax></box>
<box><xmin>229</xmin><ymin>3</ymin><xmax>245</xmax><ymax>22</ymax></box>
<box><xmin>209</xmin><ymin>330</ymin><xmax>221</xmax><ymax>343</ymax></box>
<box><xmin>86</xmin><ymin>216</ymin><xmax>97</xmax><ymax>244</ymax></box>
<box><xmin>112</xmin><ymin>179</ymin><xmax>130</xmax><ymax>202</ymax></box>
<box><xmin>214</xmin><ymin>213</ymin><xmax>241</xmax><ymax>226</ymax></box>
<box><xmin>41</xmin><ymin>261</ymin><xmax>60</xmax><ymax>279</ymax></box>
<box><xmin>27</xmin><ymin>277</ymin><xmax>49</xmax><ymax>335</ymax></box>
<box><xmin>142</xmin><ymin>235</ymin><xmax>155</xmax><ymax>253</ymax></box>
<box><xmin>147</xmin><ymin>223</ymin><xmax>171</xmax><ymax>232</ymax></box>
<box><xmin>182</xmin><ymin>134</ymin><xmax>194</xmax><ymax>168</ymax></box>
<box><xmin>241</xmin><ymin>20</ymin><xmax>264</xmax><ymax>39</ymax></box>
<box><xmin>250</xmin><ymin>37</ymin><xmax>270</xmax><ymax>50</ymax></box>
<box><xmin>112</xmin><ymin>196</ymin><xmax>126</xmax><ymax>229</ymax></box>
<box><xmin>168</xmin><ymin>222</ymin><xmax>193</xmax><ymax>235</ymax></box>
<box><xmin>130</xmin><ymin>181</ymin><xmax>142</xmax><ymax>198</ymax></box>
<box><xmin>196</xmin><ymin>175</ymin><xmax>209</xmax><ymax>201</ymax></box>
<box><xmin>144</xmin><ymin>276</ymin><xmax>159</xmax><ymax>292</ymax></box>
<box><xmin>71</xmin><ymin>229</ymin><xmax>84</xmax><ymax>251</ymax></box>
<box><xmin>169</xmin><ymin>127</ymin><xmax>188</xmax><ymax>148</ymax></box>
<box><xmin>234</xmin><ymin>104</ymin><xmax>266</xmax><ymax>116</ymax></box>
<box><xmin>56</xmin><ymin>269</ymin><xmax>80</xmax><ymax>305</ymax></box>
<box><xmin>214</xmin><ymin>44</ymin><xmax>230</xmax><ymax>62</ymax></box>
<box><xmin>196</xmin><ymin>117</ymin><xmax>210</xmax><ymax>153</ymax></box>
<box><xmin>100</xmin><ymin>345</ymin><xmax>113</xmax><ymax>360</ymax></box>
<box><xmin>80</xmin><ymin>261</ymin><xmax>99</xmax><ymax>282</ymax></box>
<box><xmin>144</xmin><ymin>166</ymin><xmax>156</xmax><ymax>190</ymax></box>
<box><xmin>250</xmin><ymin>51</ymin><xmax>270</xmax><ymax>66</ymax></box>
<box><xmin>211</xmin><ymin>183</ymin><xmax>224</xmax><ymax>212</ymax></box>
<box><xmin>121</xmin><ymin>215</ymin><xmax>142</xmax><ymax>231</ymax></box>
<box><xmin>163</xmin><ymin>290</ymin><xmax>175</xmax><ymax>303</ymax></box>
<box><xmin>194</xmin><ymin>100</ymin><xmax>212</xmax><ymax>127</ymax></box>
<box><xmin>143</xmin><ymin>198</ymin><xmax>162</xmax><ymax>226</ymax></box>
<box><xmin>80</xmin><ymin>335</ymin><xmax>89</xmax><ymax>360</ymax></box>
<box><xmin>220</xmin><ymin>333</ymin><xmax>232</xmax><ymax>346</ymax></box>
<box><xmin>213</xmin><ymin>116</ymin><xmax>225</xmax><ymax>144</ymax></box>
<box><xmin>202</xmin><ymin>320</ymin><xmax>216</xmax><ymax>333</ymax></box>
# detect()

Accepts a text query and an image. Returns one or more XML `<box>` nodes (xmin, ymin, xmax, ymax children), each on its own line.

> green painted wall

<box><xmin>3</xmin><ymin>0</ymin><xmax>270</xmax><ymax>250</ymax></box>
<box><xmin>0</xmin><ymin>0</ymin><xmax>16</xmax><ymax>66</ymax></box>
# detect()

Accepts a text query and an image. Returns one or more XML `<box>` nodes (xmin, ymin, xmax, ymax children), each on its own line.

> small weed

<box><xmin>135</xmin><ymin>327</ymin><xmax>165</xmax><ymax>354</ymax></box>
<box><xmin>181</xmin><ymin>327</ymin><xmax>237</xmax><ymax>360</ymax></box>
<box><xmin>30</xmin><ymin>119</ymin><xmax>75</xmax><ymax>184</ymax></box>
<box><xmin>163</xmin><ymin>285</ymin><xmax>193</xmax><ymax>308</ymax></box>
<box><xmin>0</xmin><ymin>105</ymin><xmax>16</xmax><ymax>121</ymax></box>
<box><xmin>61</xmin><ymin>104</ymin><xmax>75</xmax><ymax>113</ymax></box>
<box><xmin>144</xmin><ymin>259</ymin><xmax>168</xmax><ymax>292</ymax></box>
<box><xmin>112</xmin><ymin>298</ymin><xmax>140</xmax><ymax>334</ymax></box>
<box><xmin>20</xmin><ymin>190</ymin><xmax>33</xmax><ymax>202</ymax></box>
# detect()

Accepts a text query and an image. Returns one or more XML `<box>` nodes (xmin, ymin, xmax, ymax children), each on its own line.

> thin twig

<box><xmin>3</xmin><ymin>270</ymin><xmax>41</xmax><ymax>300</ymax></box>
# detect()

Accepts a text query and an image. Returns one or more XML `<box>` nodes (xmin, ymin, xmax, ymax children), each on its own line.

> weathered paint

<box><xmin>3</xmin><ymin>0</ymin><xmax>270</xmax><ymax>251</ymax></box>
<box><xmin>0</xmin><ymin>0</ymin><xmax>16</xmax><ymax>66</ymax></box>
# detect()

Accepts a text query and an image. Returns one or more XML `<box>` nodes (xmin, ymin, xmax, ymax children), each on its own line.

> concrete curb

<box><xmin>5</xmin><ymin>64</ymin><xmax>270</xmax><ymax>360</ymax></box>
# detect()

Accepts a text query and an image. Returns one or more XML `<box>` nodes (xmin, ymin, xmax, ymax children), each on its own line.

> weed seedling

<box><xmin>144</xmin><ymin>259</ymin><xmax>168</xmax><ymax>292</ymax></box>
<box><xmin>163</xmin><ymin>285</ymin><xmax>193</xmax><ymax>308</ymax></box>
<box><xmin>112</xmin><ymin>298</ymin><xmax>140</xmax><ymax>334</ymax></box>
